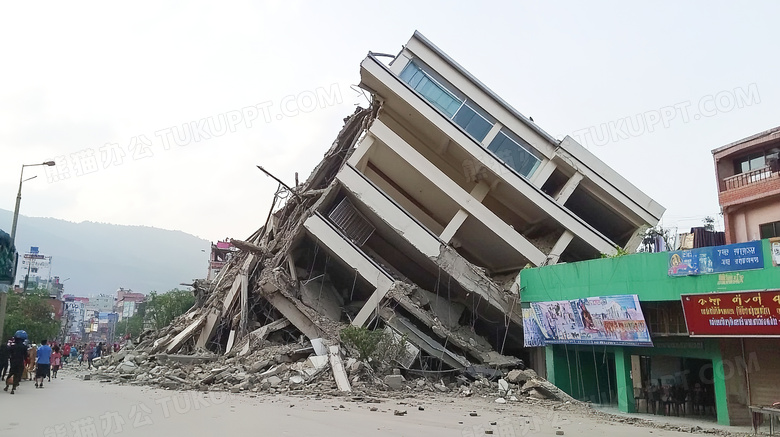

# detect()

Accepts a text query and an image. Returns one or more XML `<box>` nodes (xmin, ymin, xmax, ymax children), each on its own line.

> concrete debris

<box><xmin>93</xmin><ymin>104</ymin><xmax>569</xmax><ymax>405</ymax></box>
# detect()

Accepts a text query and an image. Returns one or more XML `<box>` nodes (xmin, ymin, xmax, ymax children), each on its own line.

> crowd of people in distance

<box><xmin>0</xmin><ymin>329</ymin><xmax>120</xmax><ymax>394</ymax></box>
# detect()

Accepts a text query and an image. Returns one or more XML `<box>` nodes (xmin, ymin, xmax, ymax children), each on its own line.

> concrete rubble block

<box><xmin>248</xmin><ymin>359</ymin><xmax>271</xmax><ymax>374</ymax></box>
<box><xmin>258</xmin><ymin>364</ymin><xmax>289</xmax><ymax>379</ymax></box>
<box><xmin>383</xmin><ymin>374</ymin><xmax>406</xmax><ymax>390</ymax></box>
<box><xmin>154</xmin><ymin>353</ymin><xmax>217</xmax><ymax>366</ymax></box>
<box><xmin>300</xmin><ymin>276</ymin><xmax>344</xmax><ymax>321</ymax></box>
<box><xmin>118</xmin><ymin>361</ymin><xmax>137</xmax><ymax>374</ymax></box>
<box><xmin>268</xmin><ymin>376</ymin><xmax>282</xmax><ymax>388</ymax></box>
<box><xmin>289</xmin><ymin>375</ymin><xmax>304</xmax><ymax>386</ymax></box>
<box><xmin>505</xmin><ymin>369</ymin><xmax>534</xmax><ymax>385</ymax></box>
<box><xmin>498</xmin><ymin>378</ymin><xmax>509</xmax><ymax>394</ymax></box>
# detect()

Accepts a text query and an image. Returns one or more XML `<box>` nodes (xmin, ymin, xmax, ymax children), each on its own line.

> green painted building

<box><xmin>519</xmin><ymin>238</ymin><xmax>780</xmax><ymax>426</ymax></box>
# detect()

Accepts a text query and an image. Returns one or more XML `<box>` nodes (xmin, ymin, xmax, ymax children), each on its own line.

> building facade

<box><xmin>14</xmin><ymin>246</ymin><xmax>51</xmax><ymax>290</ymax></box>
<box><xmin>520</xmin><ymin>239</ymin><xmax>780</xmax><ymax>426</ymax></box>
<box><xmin>115</xmin><ymin>287</ymin><xmax>145</xmax><ymax>320</ymax></box>
<box><xmin>207</xmin><ymin>241</ymin><xmax>236</xmax><ymax>281</ymax></box>
<box><xmin>713</xmin><ymin>126</ymin><xmax>780</xmax><ymax>244</ymax></box>
<box><xmin>281</xmin><ymin>32</ymin><xmax>664</xmax><ymax>369</ymax></box>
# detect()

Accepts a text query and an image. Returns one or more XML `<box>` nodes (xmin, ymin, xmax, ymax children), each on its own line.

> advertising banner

<box><xmin>529</xmin><ymin>294</ymin><xmax>653</xmax><ymax>346</ymax></box>
<box><xmin>668</xmin><ymin>240</ymin><xmax>763</xmax><ymax>276</ymax></box>
<box><xmin>681</xmin><ymin>290</ymin><xmax>780</xmax><ymax>337</ymax></box>
<box><xmin>771</xmin><ymin>237</ymin><xmax>780</xmax><ymax>267</ymax></box>
<box><xmin>522</xmin><ymin>307</ymin><xmax>547</xmax><ymax>347</ymax></box>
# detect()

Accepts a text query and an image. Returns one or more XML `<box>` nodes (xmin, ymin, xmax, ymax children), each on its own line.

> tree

<box><xmin>703</xmin><ymin>216</ymin><xmax>716</xmax><ymax>231</ymax></box>
<box><xmin>115</xmin><ymin>314</ymin><xmax>144</xmax><ymax>339</ymax></box>
<box><xmin>637</xmin><ymin>225</ymin><xmax>676</xmax><ymax>253</ymax></box>
<box><xmin>145</xmin><ymin>288</ymin><xmax>195</xmax><ymax>331</ymax></box>
<box><xmin>3</xmin><ymin>289</ymin><xmax>60</xmax><ymax>343</ymax></box>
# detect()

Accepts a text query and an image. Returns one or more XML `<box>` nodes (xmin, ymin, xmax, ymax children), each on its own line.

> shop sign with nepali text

<box><xmin>668</xmin><ymin>240</ymin><xmax>763</xmax><ymax>277</ymax></box>
<box><xmin>681</xmin><ymin>290</ymin><xmax>780</xmax><ymax>337</ymax></box>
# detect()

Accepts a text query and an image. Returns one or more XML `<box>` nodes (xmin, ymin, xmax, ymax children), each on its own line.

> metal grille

<box><xmin>328</xmin><ymin>198</ymin><xmax>375</xmax><ymax>246</ymax></box>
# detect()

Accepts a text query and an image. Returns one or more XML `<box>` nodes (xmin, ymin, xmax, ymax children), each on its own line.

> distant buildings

<box><xmin>14</xmin><ymin>246</ymin><xmax>52</xmax><ymax>291</ymax></box>
<box><xmin>116</xmin><ymin>287</ymin><xmax>145</xmax><ymax>320</ymax></box>
<box><xmin>207</xmin><ymin>240</ymin><xmax>237</xmax><ymax>280</ymax></box>
<box><xmin>713</xmin><ymin>126</ymin><xmax>780</xmax><ymax>244</ymax></box>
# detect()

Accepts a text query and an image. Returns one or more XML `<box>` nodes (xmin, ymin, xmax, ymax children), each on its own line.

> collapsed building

<box><xmin>128</xmin><ymin>32</ymin><xmax>664</xmax><ymax>392</ymax></box>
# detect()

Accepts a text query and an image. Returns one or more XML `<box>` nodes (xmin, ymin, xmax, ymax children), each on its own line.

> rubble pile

<box><xmin>99</xmin><ymin>103</ymin><xmax>568</xmax><ymax>403</ymax></box>
<box><xmin>92</xmin><ymin>345</ymin><xmax>573</xmax><ymax>404</ymax></box>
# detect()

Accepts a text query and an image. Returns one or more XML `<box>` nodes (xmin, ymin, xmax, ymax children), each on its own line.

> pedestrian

<box><xmin>51</xmin><ymin>345</ymin><xmax>61</xmax><ymax>379</ymax></box>
<box><xmin>35</xmin><ymin>339</ymin><xmax>52</xmax><ymax>388</ymax></box>
<box><xmin>70</xmin><ymin>344</ymin><xmax>78</xmax><ymax>364</ymax></box>
<box><xmin>86</xmin><ymin>344</ymin><xmax>94</xmax><ymax>369</ymax></box>
<box><xmin>62</xmin><ymin>343</ymin><xmax>71</xmax><ymax>365</ymax></box>
<box><xmin>26</xmin><ymin>343</ymin><xmax>36</xmax><ymax>380</ymax></box>
<box><xmin>0</xmin><ymin>339</ymin><xmax>9</xmax><ymax>381</ymax></box>
<box><xmin>5</xmin><ymin>331</ymin><xmax>29</xmax><ymax>394</ymax></box>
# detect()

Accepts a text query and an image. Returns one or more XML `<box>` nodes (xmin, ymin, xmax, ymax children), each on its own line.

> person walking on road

<box><xmin>62</xmin><ymin>343</ymin><xmax>71</xmax><ymax>366</ymax></box>
<box><xmin>51</xmin><ymin>345</ymin><xmax>62</xmax><ymax>379</ymax></box>
<box><xmin>35</xmin><ymin>340</ymin><xmax>52</xmax><ymax>388</ymax></box>
<box><xmin>26</xmin><ymin>343</ymin><xmax>36</xmax><ymax>380</ymax></box>
<box><xmin>5</xmin><ymin>331</ymin><xmax>29</xmax><ymax>394</ymax></box>
<box><xmin>0</xmin><ymin>339</ymin><xmax>9</xmax><ymax>381</ymax></box>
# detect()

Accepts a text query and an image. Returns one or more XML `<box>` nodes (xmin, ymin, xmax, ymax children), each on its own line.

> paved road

<box><xmin>0</xmin><ymin>367</ymin><xmax>747</xmax><ymax>437</ymax></box>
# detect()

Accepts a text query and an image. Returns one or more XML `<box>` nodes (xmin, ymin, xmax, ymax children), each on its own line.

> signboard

<box><xmin>771</xmin><ymin>237</ymin><xmax>780</xmax><ymax>267</ymax></box>
<box><xmin>681</xmin><ymin>290</ymin><xmax>780</xmax><ymax>337</ymax></box>
<box><xmin>528</xmin><ymin>294</ymin><xmax>653</xmax><ymax>346</ymax></box>
<box><xmin>668</xmin><ymin>240</ymin><xmax>763</xmax><ymax>276</ymax></box>
<box><xmin>522</xmin><ymin>307</ymin><xmax>546</xmax><ymax>347</ymax></box>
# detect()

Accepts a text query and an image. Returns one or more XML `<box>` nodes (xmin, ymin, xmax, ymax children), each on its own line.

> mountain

<box><xmin>0</xmin><ymin>208</ymin><xmax>210</xmax><ymax>296</ymax></box>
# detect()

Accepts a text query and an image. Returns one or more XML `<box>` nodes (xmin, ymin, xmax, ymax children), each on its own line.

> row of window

<box><xmin>399</xmin><ymin>61</ymin><xmax>541</xmax><ymax>179</ymax></box>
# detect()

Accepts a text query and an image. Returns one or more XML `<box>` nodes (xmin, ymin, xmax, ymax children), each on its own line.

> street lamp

<box><xmin>0</xmin><ymin>160</ymin><xmax>56</xmax><ymax>341</ymax></box>
<box><xmin>10</xmin><ymin>161</ymin><xmax>56</xmax><ymax>244</ymax></box>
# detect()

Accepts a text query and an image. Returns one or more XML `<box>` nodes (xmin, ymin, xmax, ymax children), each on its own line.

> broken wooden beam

<box><xmin>328</xmin><ymin>345</ymin><xmax>351</xmax><ymax>392</ymax></box>
<box><xmin>165</xmin><ymin>316</ymin><xmax>206</xmax><ymax>354</ymax></box>
<box><xmin>222</xmin><ymin>254</ymin><xmax>255</xmax><ymax>317</ymax></box>
<box><xmin>195</xmin><ymin>310</ymin><xmax>220</xmax><ymax>349</ymax></box>
<box><xmin>225</xmin><ymin>330</ymin><xmax>236</xmax><ymax>354</ymax></box>
<box><xmin>249</xmin><ymin>318</ymin><xmax>291</xmax><ymax>341</ymax></box>
<box><xmin>230</xmin><ymin>238</ymin><xmax>271</xmax><ymax>257</ymax></box>
<box><xmin>265</xmin><ymin>291</ymin><xmax>322</xmax><ymax>340</ymax></box>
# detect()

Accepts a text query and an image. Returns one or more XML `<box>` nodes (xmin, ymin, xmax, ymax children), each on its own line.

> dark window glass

<box><xmin>760</xmin><ymin>221</ymin><xmax>780</xmax><ymax>238</ymax></box>
<box><xmin>453</xmin><ymin>104</ymin><xmax>492</xmax><ymax>141</ymax></box>
<box><xmin>399</xmin><ymin>62</ymin><xmax>461</xmax><ymax>118</ymax></box>
<box><xmin>487</xmin><ymin>132</ymin><xmax>541</xmax><ymax>178</ymax></box>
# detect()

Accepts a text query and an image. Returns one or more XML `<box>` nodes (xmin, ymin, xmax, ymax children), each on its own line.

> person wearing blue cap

<box><xmin>4</xmin><ymin>330</ymin><xmax>28</xmax><ymax>394</ymax></box>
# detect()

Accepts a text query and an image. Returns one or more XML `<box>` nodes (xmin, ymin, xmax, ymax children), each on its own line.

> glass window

<box><xmin>400</xmin><ymin>62</ymin><xmax>462</xmax><ymax>118</ymax></box>
<box><xmin>736</xmin><ymin>152</ymin><xmax>767</xmax><ymax>174</ymax></box>
<box><xmin>487</xmin><ymin>132</ymin><xmax>541</xmax><ymax>178</ymax></box>
<box><xmin>760</xmin><ymin>221</ymin><xmax>780</xmax><ymax>239</ymax></box>
<box><xmin>453</xmin><ymin>104</ymin><xmax>492</xmax><ymax>141</ymax></box>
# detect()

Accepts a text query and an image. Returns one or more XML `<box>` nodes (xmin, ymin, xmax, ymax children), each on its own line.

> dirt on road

<box><xmin>0</xmin><ymin>368</ymin><xmax>752</xmax><ymax>437</ymax></box>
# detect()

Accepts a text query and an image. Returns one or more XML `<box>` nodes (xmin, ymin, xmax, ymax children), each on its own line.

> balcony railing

<box><xmin>723</xmin><ymin>165</ymin><xmax>777</xmax><ymax>191</ymax></box>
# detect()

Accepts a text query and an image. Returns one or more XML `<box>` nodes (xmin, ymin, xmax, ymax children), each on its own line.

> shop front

<box><xmin>519</xmin><ymin>239</ymin><xmax>780</xmax><ymax>427</ymax></box>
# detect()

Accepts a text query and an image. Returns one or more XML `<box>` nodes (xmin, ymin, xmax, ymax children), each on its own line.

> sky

<box><xmin>2</xmin><ymin>1</ymin><xmax>778</xmax><ymax>244</ymax></box>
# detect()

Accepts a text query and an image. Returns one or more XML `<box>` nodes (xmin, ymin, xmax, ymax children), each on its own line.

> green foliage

<box><xmin>3</xmin><ymin>289</ymin><xmax>60</xmax><ymax>342</ymax></box>
<box><xmin>145</xmin><ymin>288</ymin><xmax>195</xmax><ymax>331</ymax></box>
<box><xmin>601</xmin><ymin>246</ymin><xmax>630</xmax><ymax>258</ymax></box>
<box><xmin>340</xmin><ymin>325</ymin><xmax>385</xmax><ymax>361</ymax></box>
<box><xmin>703</xmin><ymin>216</ymin><xmax>716</xmax><ymax>231</ymax></box>
<box><xmin>340</xmin><ymin>325</ymin><xmax>411</xmax><ymax>370</ymax></box>
<box><xmin>115</xmin><ymin>314</ymin><xmax>144</xmax><ymax>339</ymax></box>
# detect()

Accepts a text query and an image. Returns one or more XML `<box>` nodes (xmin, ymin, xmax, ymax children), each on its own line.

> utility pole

<box><xmin>0</xmin><ymin>161</ymin><xmax>56</xmax><ymax>341</ymax></box>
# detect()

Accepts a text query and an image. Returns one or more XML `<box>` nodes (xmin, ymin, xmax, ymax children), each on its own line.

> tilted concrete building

<box><xmin>294</xmin><ymin>32</ymin><xmax>665</xmax><ymax>366</ymax></box>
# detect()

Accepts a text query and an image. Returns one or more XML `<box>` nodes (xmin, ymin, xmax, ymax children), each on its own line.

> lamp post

<box><xmin>0</xmin><ymin>160</ymin><xmax>56</xmax><ymax>341</ymax></box>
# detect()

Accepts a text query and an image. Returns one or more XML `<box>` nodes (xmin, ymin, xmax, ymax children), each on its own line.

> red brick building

<box><xmin>712</xmin><ymin>126</ymin><xmax>780</xmax><ymax>244</ymax></box>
